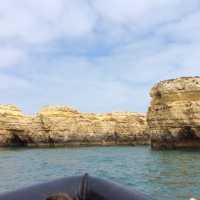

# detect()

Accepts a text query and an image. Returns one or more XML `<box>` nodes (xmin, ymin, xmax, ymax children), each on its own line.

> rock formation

<box><xmin>0</xmin><ymin>105</ymin><xmax>149</xmax><ymax>147</ymax></box>
<box><xmin>0</xmin><ymin>105</ymin><xmax>31</xmax><ymax>146</ymax></box>
<box><xmin>147</xmin><ymin>76</ymin><xmax>200</xmax><ymax>149</ymax></box>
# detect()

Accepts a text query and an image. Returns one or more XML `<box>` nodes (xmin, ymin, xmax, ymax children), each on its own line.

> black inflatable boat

<box><xmin>0</xmin><ymin>174</ymin><xmax>153</xmax><ymax>200</ymax></box>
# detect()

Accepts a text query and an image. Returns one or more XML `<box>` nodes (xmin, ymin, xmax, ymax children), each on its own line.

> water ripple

<box><xmin>0</xmin><ymin>146</ymin><xmax>200</xmax><ymax>200</ymax></box>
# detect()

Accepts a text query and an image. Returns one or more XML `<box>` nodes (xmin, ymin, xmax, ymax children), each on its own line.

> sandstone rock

<box><xmin>0</xmin><ymin>105</ymin><xmax>149</xmax><ymax>147</ymax></box>
<box><xmin>0</xmin><ymin>105</ymin><xmax>42</xmax><ymax>146</ymax></box>
<box><xmin>147</xmin><ymin>76</ymin><xmax>200</xmax><ymax>149</ymax></box>
<box><xmin>0</xmin><ymin>105</ymin><xmax>28</xmax><ymax>146</ymax></box>
<box><xmin>36</xmin><ymin>106</ymin><xmax>149</xmax><ymax>146</ymax></box>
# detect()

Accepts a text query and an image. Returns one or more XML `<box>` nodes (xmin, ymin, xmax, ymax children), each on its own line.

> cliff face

<box><xmin>147</xmin><ymin>76</ymin><xmax>200</xmax><ymax>149</ymax></box>
<box><xmin>0</xmin><ymin>105</ymin><xmax>149</xmax><ymax>147</ymax></box>
<box><xmin>0</xmin><ymin>105</ymin><xmax>30</xmax><ymax>146</ymax></box>
<box><xmin>36</xmin><ymin>106</ymin><xmax>148</xmax><ymax>145</ymax></box>
<box><xmin>0</xmin><ymin>105</ymin><xmax>42</xmax><ymax>146</ymax></box>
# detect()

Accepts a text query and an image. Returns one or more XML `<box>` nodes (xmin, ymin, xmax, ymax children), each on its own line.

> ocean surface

<box><xmin>0</xmin><ymin>146</ymin><xmax>199</xmax><ymax>200</ymax></box>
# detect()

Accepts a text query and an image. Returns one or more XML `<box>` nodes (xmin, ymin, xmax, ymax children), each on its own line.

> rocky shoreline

<box><xmin>0</xmin><ymin>105</ymin><xmax>149</xmax><ymax>147</ymax></box>
<box><xmin>0</xmin><ymin>76</ymin><xmax>200</xmax><ymax>149</ymax></box>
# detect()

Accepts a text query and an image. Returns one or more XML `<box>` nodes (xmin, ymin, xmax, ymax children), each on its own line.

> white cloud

<box><xmin>0</xmin><ymin>0</ymin><xmax>95</xmax><ymax>44</ymax></box>
<box><xmin>92</xmin><ymin>0</ymin><xmax>199</xmax><ymax>30</ymax></box>
<box><xmin>0</xmin><ymin>0</ymin><xmax>200</xmax><ymax>113</ymax></box>
<box><xmin>157</xmin><ymin>11</ymin><xmax>200</xmax><ymax>43</ymax></box>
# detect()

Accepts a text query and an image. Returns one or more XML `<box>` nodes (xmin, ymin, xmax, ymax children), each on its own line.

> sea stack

<box><xmin>147</xmin><ymin>76</ymin><xmax>200</xmax><ymax>149</ymax></box>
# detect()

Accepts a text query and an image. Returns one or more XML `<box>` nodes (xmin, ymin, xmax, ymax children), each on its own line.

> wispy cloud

<box><xmin>0</xmin><ymin>0</ymin><xmax>95</xmax><ymax>44</ymax></box>
<box><xmin>0</xmin><ymin>0</ymin><xmax>200</xmax><ymax>113</ymax></box>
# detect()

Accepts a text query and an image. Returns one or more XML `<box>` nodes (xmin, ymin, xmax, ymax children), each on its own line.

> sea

<box><xmin>0</xmin><ymin>146</ymin><xmax>199</xmax><ymax>200</ymax></box>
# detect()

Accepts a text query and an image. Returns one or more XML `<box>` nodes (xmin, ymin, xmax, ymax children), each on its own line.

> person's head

<box><xmin>46</xmin><ymin>193</ymin><xmax>74</xmax><ymax>200</ymax></box>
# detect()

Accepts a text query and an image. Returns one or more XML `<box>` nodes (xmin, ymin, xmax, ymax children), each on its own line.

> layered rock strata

<box><xmin>0</xmin><ymin>105</ymin><xmax>48</xmax><ymax>147</ymax></box>
<box><xmin>0</xmin><ymin>105</ymin><xmax>32</xmax><ymax>147</ymax></box>
<box><xmin>147</xmin><ymin>76</ymin><xmax>200</xmax><ymax>149</ymax></box>
<box><xmin>0</xmin><ymin>105</ymin><xmax>149</xmax><ymax>147</ymax></box>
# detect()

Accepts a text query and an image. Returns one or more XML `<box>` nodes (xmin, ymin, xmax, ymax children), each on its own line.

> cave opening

<box><xmin>178</xmin><ymin>126</ymin><xmax>197</xmax><ymax>140</ymax></box>
<box><xmin>10</xmin><ymin>132</ymin><xmax>28</xmax><ymax>147</ymax></box>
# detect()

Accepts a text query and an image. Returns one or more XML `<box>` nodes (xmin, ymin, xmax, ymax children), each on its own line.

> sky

<box><xmin>0</xmin><ymin>0</ymin><xmax>200</xmax><ymax>114</ymax></box>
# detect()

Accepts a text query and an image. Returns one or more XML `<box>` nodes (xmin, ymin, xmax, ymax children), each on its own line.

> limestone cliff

<box><xmin>36</xmin><ymin>106</ymin><xmax>149</xmax><ymax>146</ymax></box>
<box><xmin>0</xmin><ymin>105</ymin><xmax>44</xmax><ymax>146</ymax></box>
<box><xmin>0</xmin><ymin>105</ymin><xmax>30</xmax><ymax>146</ymax></box>
<box><xmin>147</xmin><ymin>76</ymin><xmax>200</xmax><ymax>149</ymax></box>
<box><xmin>0</xmin><ymin>105</ymin><xmax>149</xmax><ymax>147</ymax></box>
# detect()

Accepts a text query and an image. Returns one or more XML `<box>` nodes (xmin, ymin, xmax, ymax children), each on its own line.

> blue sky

<box><xmin>0</xmin><ymin>0</ymin><xmax>200</xmax><ymax>114</ymax></box>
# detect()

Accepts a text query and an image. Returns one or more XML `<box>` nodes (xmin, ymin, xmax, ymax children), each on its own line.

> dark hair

<box><xmin>46</xmin><ymin>193</ymin><xmax>74</xmax><ymax>200</ymax></box>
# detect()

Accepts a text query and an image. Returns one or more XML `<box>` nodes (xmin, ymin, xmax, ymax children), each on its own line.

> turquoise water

<box><xmin>0</xmin><ymin>146</ymin><xmax>200</xmax><ymax>200</ymax></box>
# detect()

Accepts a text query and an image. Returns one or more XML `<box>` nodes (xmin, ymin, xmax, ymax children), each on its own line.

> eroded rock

<box><xmin>147</xmin><ymin>76</ymin><xmax>200</xmax><ymax>149</ymax></box>
<box><xmin>0</xmin><ymin>105</ymin><xmax>149</xmax><ymax>147</ymax></box>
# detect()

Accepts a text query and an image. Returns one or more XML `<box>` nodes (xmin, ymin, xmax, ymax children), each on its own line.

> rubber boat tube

<box><xmin>0</xmin><ymin>174</ymin><xmax>153</xmax><ymax>200</ymax></box>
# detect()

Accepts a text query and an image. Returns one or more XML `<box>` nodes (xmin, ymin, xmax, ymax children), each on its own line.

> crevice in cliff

<box><xmin>48</xmin><ymin>135</ymin><xmax>56</xmax><ymax>146</ymax></box>
<box><xmin>106</xmin><ymin>132</ymin><xmax>120</xmax><ymax>143</ymax></box>
<box><xmin>155</xmin><ymin>91</ymin><xmax>162</xmax><ymax>98</ymax></box>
